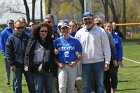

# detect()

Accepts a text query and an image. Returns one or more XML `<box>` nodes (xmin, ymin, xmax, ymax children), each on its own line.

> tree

<box><xmin>32</xmin><ymin>0</ymin><xmax>36</xmax><ymax>22</ymax></box>
<box><xmin>23</xmin><ymin>0</ymin><xmax>30</xmax><ymax>23</ymax></box>
<box><xmin>78</xmin><ymin>0</ymin><xmax>84</xmax><ymax>17</ymax></box>
<box><xmin>122</xmin><ymin>0</ymin><xmax>126</xmax><ymax>38</ymax></box>
<box><xmin>48</xmin><ymin>0</ymin><xmax>52</xmax><ymax>14</ymax></box>
<box><xmin>101</xmin><ymin>0</ymin><xmax>109</xmax><ymax>22</ymax></box>
<box><xmin>40</xmin><ymin>0</ymin><xmax>43</xmax><ymax>20</ymax></box>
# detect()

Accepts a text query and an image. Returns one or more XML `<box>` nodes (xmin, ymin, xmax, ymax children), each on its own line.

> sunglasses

<box><xmin>96</xmin><ymin>23</ymin><xmax>101</xmax><ymax>26</ymax></box>
<box><xmin>16</xmin><ymin>27</ymin><xmax>24</xmax><ymax>29</ymax></box>
<box><xmin>40</xmin><ymin>30</ymin><xmax>48</xmax><ymax>33</ymax></box>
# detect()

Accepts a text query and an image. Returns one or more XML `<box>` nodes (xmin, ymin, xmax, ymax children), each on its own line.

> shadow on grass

<box><xmin>124</xmin><ymin>65</ymin><xmax>140</xmax><ymax>68</ymax></box>
<box><xmin>118</xmin><ymin>80</ymin><xmax>130</xmax><ymax>83</ymax></box>
<box><xmin>22</xmin><ymin>84</ymin><xmax>27</xmax><ymax>86</ymax></box>
<box><xmin>117</xmin><ymin>88</ymin><xmax>137</xmax><ymax>91</ymax></box>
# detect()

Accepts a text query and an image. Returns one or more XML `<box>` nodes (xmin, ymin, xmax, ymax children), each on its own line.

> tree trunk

<box><xmin>78</xmin><ymin>0</ymin><xmax>84</xmax><ymax>18</ymax></box>
<box><xmin>48</xmin><ymin>0</ymin><xmax>52</xmax><ymax>14</ymax></box>
<box><xmin>32</xmin><ymin>0</ymin><xmax>36</xmax><ymax>22</ymax></box>
<box><xmin>108</xmin><ymin>0</ymin><xmax>118</xmax><ymax>22</ymax></box>
<box><xmin>122</xmin><ymin>0</ymin><xmax>126</xmax><ymax>39</ymax></box>
<box><xmin>40</xmin><ymin>0</ymin><xmax>43</xmax><ymax>21</ymax></box>
<box><xmin>23</xmin><ymin>0</ymin><xmax>30</xmax><ymax>23</ymax></box>
<box><xmin>102</xmin><ymin>0</ymin><xmax>109</xmax><ymax>22</ymax></box>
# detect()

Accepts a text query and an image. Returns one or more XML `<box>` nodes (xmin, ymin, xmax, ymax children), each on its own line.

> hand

<box><xmin>113</xmin><ymin>60</ymin><xmax>118</xmax><ymax>66</ymax></box>
<box><xmin>58</xmin><ymin>63</ymin><xmax>65</xmax><ymax>69</ymax></box>
<box><xmin>104</xmin><ymin>63</ymin><xmax>109</xmax><ymax>71</ymax></box>
<box><xmin>118</xmin><ymin>61</ymin><xmax>123</xmax><ymax>67</ymax></box>
<box><xmin>77</xmin><ymin>54</ymin><xmax>82</xmax><ymax>59</ymax></box>
<box><xmin>54</xmin><ymin>48</ymin><xmax>59</xmax><ymax>55</ymax></box>
<box><xmin>69</xmin><ymin>61</ymin><xmax>77</xmax><ymax>68</ymax></box>
<box><xmin>24</xmin><ymin>66</ymin><xmax>29</xmax><ymax>71</ymax></box>
<box><xmin>11</xmin><ymin>65</ymin><xmax>16</xmax><ymax>72</ymax></box>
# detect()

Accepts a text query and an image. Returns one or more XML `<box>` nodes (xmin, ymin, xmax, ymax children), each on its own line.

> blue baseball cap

<box><xmin>61</xmin><ymin>22</ymin><xmax>69</xmax><ymax>28</ymax></box>
<box><xmin>63</xmin><ymin>19</ymin><xmax>69</xmax><ymax>24</ymax></box>
<box><xmin>7</xmin><ymin>19</ymin><xmax>14</xmax><ymax>24</ymax></box>
<box><xmin>83</xmin><ymin>12</ymin><xmax>93</xmax><ymax>19</ymax></box>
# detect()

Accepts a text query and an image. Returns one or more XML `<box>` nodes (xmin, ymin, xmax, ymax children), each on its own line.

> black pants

<box><xmin>104</xmin><ymin>62</ymin><xmax>119</xmax><ymax>93</ymax></box>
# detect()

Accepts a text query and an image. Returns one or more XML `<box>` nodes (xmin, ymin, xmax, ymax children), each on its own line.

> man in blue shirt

<box><xmin>0</xmin><ymin>19</ymin><xmax>14</xmax><ymax>87</ymax></box>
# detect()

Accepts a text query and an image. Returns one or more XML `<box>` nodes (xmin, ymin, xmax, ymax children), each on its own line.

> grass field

<box><xmin>0</xmin><ymin>39</ymin><xmax>140</xmax><ymax>93</ymax></box>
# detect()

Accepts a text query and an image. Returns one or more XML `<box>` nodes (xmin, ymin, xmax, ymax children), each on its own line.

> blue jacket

<box><xmin>6</xmin><ymin>32</ymin><xmax>29</xmax><ymax>68</ymax></box>
<box><xmin>0</xmin><ymin>27</ymin><xmax>13</xmax><ymax>57</ymax></box>
<box><xmin>24</xmin><ymin>28</ymin><xmax>32</xmax><ymax>37</ymax></box>
<box><xmin>54</xmin><ymin>36</ymin><xmax>82</xmax><ymax>64</ymax></box>
<box><xmin>70</xmin><ymin>32</ymin><xmax>77</xmax><ymax>37</ymax></box>
<box><xmin>112</xmin><ymin>32</ymin><xmax>123</xmax><ymax>61</ymax></box>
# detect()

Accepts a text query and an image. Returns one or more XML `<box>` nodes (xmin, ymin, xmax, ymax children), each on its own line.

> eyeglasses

<box><xmin>16</xmin><ymin>27</ymin><xmax>24</xmax><ymax>29</ymax></box>
<box><xmin>8</xmin><ymin>23</ymin><xmax>14</xmax><ymax>24</ymax></box>
<box><xmin>46</xmin><ymin>21</ymin><xmax>51</xmax><ymax>23</ymax></box>
<box><xmin>40</xmin><ymin>30</ymin><xmax>48</xmax><ymax>33</ymax></box>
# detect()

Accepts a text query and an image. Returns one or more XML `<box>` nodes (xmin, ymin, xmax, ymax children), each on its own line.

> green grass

<box><xmin>0</xmin><ymin>54</ymin><xmax>29</xmax><ymax>93</ymax></box>
<box><xmin>0</xmin><ymin>39</ymin><xmax>140</xmax><ymax>93</ymax></box>
<box><xmin>117</xmin><ymin>40</ymin><xmax>140</xmax><ymax>93</ymax></box>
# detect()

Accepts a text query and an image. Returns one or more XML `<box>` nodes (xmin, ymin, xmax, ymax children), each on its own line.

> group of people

<box><xmin>0</xmin><ymin>12</ymin><xmax>123</xmax><ymax>93</ymax></box>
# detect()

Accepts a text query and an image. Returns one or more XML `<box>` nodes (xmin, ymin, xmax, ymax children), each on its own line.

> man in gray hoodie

<box><xmin>75</xmin><ymin>12</ymin><xmax>111</xmax><ymax>93</ymax></box>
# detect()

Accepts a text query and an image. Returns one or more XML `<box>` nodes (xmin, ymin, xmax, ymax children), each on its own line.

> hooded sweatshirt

<box><xmin>75</xmin><ymin>25</ymin><xmax>111</xmax><ymax>64</ymax></box>
<box><xmin>0</xmin><ymin>27</ymin><xmax>13</xmax><ymax>57</ymax></box>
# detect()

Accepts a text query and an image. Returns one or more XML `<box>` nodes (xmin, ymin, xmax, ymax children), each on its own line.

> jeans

<box><xmin>52</xmin><ymin>77</ymin><xmax>59</xmax><ymax>93</ymax></box>
<box><xmin>82</xmin><ymin>62</ymin><xmax>105</xmax><ymax>93</ymax></box>
<box><xmin>13</xmin><ymin>68</ymin><xmax>35</xmax><ymax>93</ymax></box>
<box><xmin>34</xmin><ymin>72</ymin><xmax>53</xmax><ymax>93</ymax></box>
<box><xmin>4</xmin><ymin>58</ymin><xmax>10</xmax><ymax>85</ymax></box>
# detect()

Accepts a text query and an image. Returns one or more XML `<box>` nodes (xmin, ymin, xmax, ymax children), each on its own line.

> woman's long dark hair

<box><xmin>31</xmin><ymin>22</ymin><xmax>53</xmax><ymax>40</ymax></box>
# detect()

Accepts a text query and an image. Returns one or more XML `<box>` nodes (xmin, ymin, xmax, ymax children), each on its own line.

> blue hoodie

<box><xmin>112</xmin><ymin>32</ymin><xmax>123</xmax><ymax>61</ymax></box>
<box><xmin>0</xmin><ymin>27</ymin><xmax>13</xmax><ymax>57</ymax></box>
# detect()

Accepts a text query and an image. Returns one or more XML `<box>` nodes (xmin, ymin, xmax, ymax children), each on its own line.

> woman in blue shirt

<box><xmin>54</xmin><ymin>22</ymin><xmax>82</xmax><ymax>93</ymax></box>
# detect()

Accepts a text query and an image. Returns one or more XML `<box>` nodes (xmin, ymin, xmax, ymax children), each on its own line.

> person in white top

<box><xmin>75</xmin><ymin>12</ymin><xmax>111</xmax><ymax>93</ymax></box>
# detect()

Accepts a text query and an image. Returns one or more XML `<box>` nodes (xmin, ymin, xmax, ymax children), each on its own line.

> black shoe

<box><xmin>6</xmin><ymin>83</ymin><xmax>10</xmax><ymax>87</ymax></box>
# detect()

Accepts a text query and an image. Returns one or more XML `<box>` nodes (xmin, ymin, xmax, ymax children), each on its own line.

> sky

<box><xmin>0</xmin><ymin>0</ymin><xmax>46</xmax><ymax>24</ymax></box>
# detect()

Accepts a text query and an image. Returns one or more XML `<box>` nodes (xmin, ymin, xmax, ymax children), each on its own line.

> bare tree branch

<box><xmin>10</xmin><ymin>11</ymin><xmax>26</xmax><ymax>15</ymax></box>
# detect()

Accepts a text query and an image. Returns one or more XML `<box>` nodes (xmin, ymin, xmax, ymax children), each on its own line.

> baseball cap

<box><xmin>7</xmin><ymin>20</ymin><xmax>14</xmax><ymax>24</ymax></box>
<box><xmin>63</xmin><ymin>19</ymin><xmax>69</xmax><ymax>24</ymax></box>
<box><xmin>83</xmin><ymin>12</ymin><xmax>93</xmax><ymax>19</ymax></box>
<box><xmin>61</xmin><ymin>22</ymin><xmax>69</xmax><ymax>28</ymax></box>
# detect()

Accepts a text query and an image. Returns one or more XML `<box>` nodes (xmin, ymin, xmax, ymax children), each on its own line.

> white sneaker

<box><xmin>91</xmin><ymin>91</ymin><xmax>95</xmax><ymax>93</ymax></box>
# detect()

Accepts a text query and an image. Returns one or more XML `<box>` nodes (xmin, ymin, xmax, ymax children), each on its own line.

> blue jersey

<box><xmin>54</xmin><ymin>36</ymin><xmax>82</xmax><ymax>64</ymax></box>
<box><xmin>112</xmin><ymin>32</ymin><xmax>123</xmax><ymax>61</ymax></box>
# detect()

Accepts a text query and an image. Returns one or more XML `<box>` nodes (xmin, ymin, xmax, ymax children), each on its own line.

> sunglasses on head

<box><xmin>40</xmin><ymin>30</ymin><xmax>48</xmax><ymax>32</ymax></box>
<box><xmin>16</xmin><ymin>26</ymin><xmax>24</xmax><ymax>29</ymax></box>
